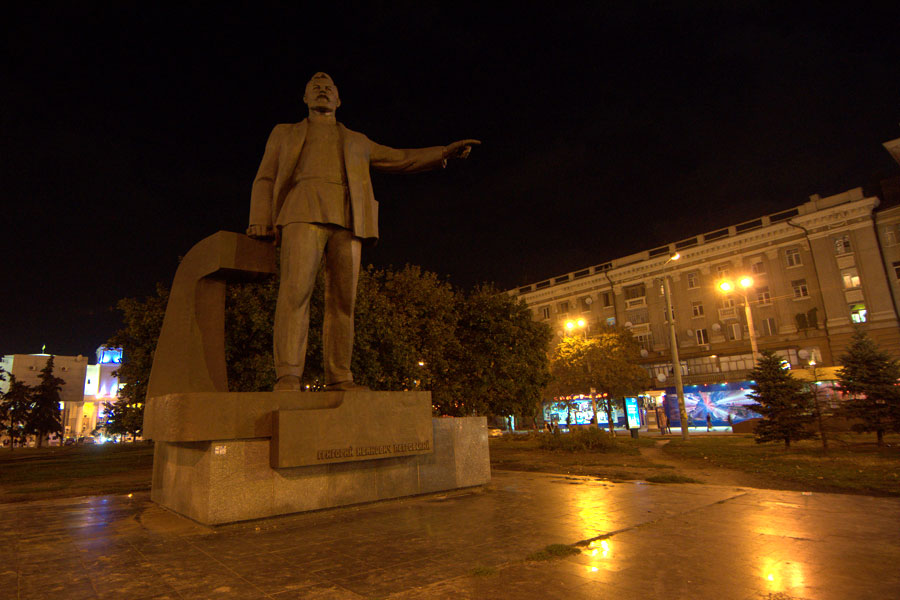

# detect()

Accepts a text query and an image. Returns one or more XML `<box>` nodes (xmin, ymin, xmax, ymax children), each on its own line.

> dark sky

<box><xmin>2</xmin><ymin>3</ymin><xmax>899</xmax><ymax>356</ymax></box>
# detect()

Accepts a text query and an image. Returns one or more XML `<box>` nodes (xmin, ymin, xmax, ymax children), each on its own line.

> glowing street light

<box><xmin>565</xmin><ymin>318</ymin><xmax>588</xmax><ymax>339</ymax></box>
<box><xmin>661</xmin><ymin>252</ymin><xmax>689</xmax><ymax>440</ymax></box>
<box><xmin>717</xmin><ymin>276</ymin><xmax>760</xmax><ymax>363</ymax></box>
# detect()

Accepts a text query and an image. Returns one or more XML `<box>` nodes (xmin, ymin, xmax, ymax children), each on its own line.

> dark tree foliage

<box><xmin>746</xmin><ymin>350</ymin><xmax>816</xmax><ymax>448</ymax></box>
<box><xmin>0</xmin><ymin>373</ymin><xmax>32</xmax><ymax>449</ymax></box>
<box><xmin>106</xmin><ymin>283</ymin><xmax>169</xmax><ymax>435</ymax></box>
<box><xmin>110</xmin><ymin>264</ymin><xmax>552</xmax><ymax>432</ymax></box>
<box><xmin>837</xmin><ymin>328</ymin><xmax>900</xmax><ymax>446</ymax></box>
<box><xmin>453</xmin><ymin>284</ymin><xmax>552</xmax><ymax>420</ymax></box>
<box><xmin>28</xmin><ymin>356</ymin><xmax>65</xmax><ymax>447</ymax></box>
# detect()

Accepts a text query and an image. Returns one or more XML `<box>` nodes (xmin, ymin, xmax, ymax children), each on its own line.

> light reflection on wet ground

<box><xmin>0</xmin><ymin>470</ymin><xmax>897</xmax><ymax>599</ymax></box>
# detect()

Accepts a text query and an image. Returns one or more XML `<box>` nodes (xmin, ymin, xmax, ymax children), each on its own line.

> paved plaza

<box><xmin>1</xmin><ymin>470</ymin><xmax>898</xmax><ymax>599</ymax></box>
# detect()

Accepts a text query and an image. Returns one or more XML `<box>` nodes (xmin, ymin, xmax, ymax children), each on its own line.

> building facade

<box><xmin>509</xmin><ymin>185</ymin><xmax>900</xmax><ymax>389</ymax></box>
<box><xmin>1</xmin><ymin>347</ymin><xmax>122</xmax><ymax>440</ymax></box>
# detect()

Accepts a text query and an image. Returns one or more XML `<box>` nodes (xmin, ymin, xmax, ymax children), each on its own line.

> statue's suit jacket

<box><xmin>249</xmin><ymin>119</ymin><xmax>445</xmax><ymax>241</ymax></box>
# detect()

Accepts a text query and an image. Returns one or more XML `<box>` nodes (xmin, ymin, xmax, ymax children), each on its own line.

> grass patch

<box><xmin>662</xmin><ymin>434</ymin><xmax>900</xmax><ymax>496</ymax></box>
<box><xmin>470</xmin><ymin>566</ymin><xmax>496</xmax><ymax>576</ymax></box>
<box><xmin>645</xmin><ymin>473</ymin><xmax>699</xmax><ymax>484</ymax></box>
<box><xmin>0</xmin><ymin>443</ymin><xmax>154</xmax><ymax>502</ymax></box>
<box><xmin>526</xmin><ymin>544</ymin><xmax>581</xmax><ymax>561</ymax></box>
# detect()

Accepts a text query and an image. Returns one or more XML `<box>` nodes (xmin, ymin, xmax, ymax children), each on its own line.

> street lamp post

<box><xmin>662</xmin><ymin>253</ymin><xmax>689</xmax><ymax>440</ymax></box>
<box><xmin>718</xmin><ymin>277</ymin><xmax>760</xmax><ymax>364</ymax></box>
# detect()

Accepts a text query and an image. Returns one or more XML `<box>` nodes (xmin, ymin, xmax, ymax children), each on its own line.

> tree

<box><xmin>549</xmin><ymin>327</ymin><xmax>651</xmax><ymax>435</ymax></box>
<box><xmin>0</xmin><ymin>374</ymin><xmax>31</xmax><ymax>449</ymax></box>
<box><xmin>110</xmin><ymin>264</ymin><xmax>553</xmax><ymax>429</ymax></box>
<box><xmin>836</xmin><ymin>329</ymin><xmax>900</xmax><ymax>446</ymax></box>
<box><xmin>454</xmin><ymin>284</ymin><xmax>552</xmax><ymax>423</ymax></box>
<box><xmin>28</xmin><ymin>356</ymin><xmax>65</xmax><ymax>447</ymax></box>
<box><xmin>106</xmin><ymin>283</ymin><xmax>169</xmax><ymax>436</ymax></box>
<box><xmin>746</xmin><ymin>350</ymin><xmax>816</xmax><ymax>448</ymax></box>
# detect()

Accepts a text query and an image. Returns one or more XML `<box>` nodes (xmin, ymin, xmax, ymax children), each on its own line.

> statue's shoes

<box><xmin>326</xmin><ymin>380</ymin><xmax>371</xmax><ymax>392</ymax></box>
<box><xmin>273</xmin><ymin>375</ymin><xmax>302</xmax><ymax>391</ymax></box>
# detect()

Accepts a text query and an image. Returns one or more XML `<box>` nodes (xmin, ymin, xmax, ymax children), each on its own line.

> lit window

<box><xmin>841</xmin><ymin>268</ymin><xmax>860</xmax><ymax>289</ymax></box>
<box><xmin>686</xmin><ymin>272</ymin><xmax>699</xmax><ymax>289</ymax></box>
<box><xmin>791</xmin><ymin>279</ymin><xmax>809</xmax><ymax>299</ymax></box>
<box><xmin>786</xmin><ymin>247</ymin><xmax>802</xmax><ymax>267</ymax></box>
<box><xmin>691</xmin><ymin>301</ymin><xmax>704</xmax><ymax>317</ymax></box>
<box><xmin>750</xmin><ymin>261</ymin><xmax>766</xmax><ymax>274</ymax></box>
<box><xmin>850</xmin><ymin>303</ymin><xmax>867</xmax><ymax>323</ymax></box>
<box><xmin>756</xmin><ymin>286</ymin><xmax>771</xmax><ymax>305</ymax></box>
<box><xmin>834</xmin><ymin>235</ymin><xmax>852</xmax><ymax>254</ymax></box>
<box><xmin>696</xmin><ymin>329</ymin><xmax>709</xmax><ymax>345</ymax></box>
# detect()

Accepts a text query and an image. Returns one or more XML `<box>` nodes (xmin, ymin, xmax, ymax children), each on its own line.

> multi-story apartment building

<box><xmin>1</xmin><ymin>346</ymin><xmax>122</xmax><ymax>440</ymax></box>
<box><xmin>509</xmin><ymin>181</ymin><xmax>900</xmax><ymax>389</ymax></box>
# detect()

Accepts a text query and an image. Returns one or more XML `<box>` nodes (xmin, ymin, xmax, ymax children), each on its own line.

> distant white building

<box><xmin>0</xmin><ymin>347</ymin><xmax>122</xmax><ymax>439</ymax></box>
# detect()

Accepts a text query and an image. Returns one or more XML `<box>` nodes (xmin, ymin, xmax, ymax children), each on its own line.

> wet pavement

<box><xmin>1</xmin><ymin>470</ymin><xmax>898</xmax><ymax>599</ymax></box>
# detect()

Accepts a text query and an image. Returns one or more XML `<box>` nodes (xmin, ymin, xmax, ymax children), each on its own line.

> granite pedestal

<box><xmin>144</xmin><ymin>391</ymin><xmax>490</xmax><ymax>525</ymax></box>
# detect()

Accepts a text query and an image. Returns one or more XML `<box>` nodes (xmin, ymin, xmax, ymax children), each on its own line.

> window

<box><xmin>540</xmin><ymin>306</ymin><xmax>551</xmax><ymax>320</ymax></box>
<box><xmin>785</xmin><ymin>247</ymin><xmax>802</xmax><ymax>267</ymax></box>
<box><xmin>894</xmin><ymin>261</ymin><xmax>900</xmax><ymax>280</ymax></box>
<box><xmin>726</xmin><ymin>322</ymin><xmax>742</xmax><ymax>341</ymax></box>
<box><xmin>691</xmin><ymin>301</ymin><xmax>704</xmax><ymax>317</ymax></box>
<box><xmin>834</xmin><ymin>235</ymin><xmax>852</xmax><ymax>254</ymax></box>
<box><xmin>579</xmin><ymin>296</ymin><xmax>592</xmax><ymax>312</ymax></box>
<box><xmin>695</xmin><ymin>329</ymin><xmax>709</xmax><ymax>345</ymax></box>
<box><xmin>795</xmin><ymin>313</ymin><xmax>809</xmax><ymax>330</ymax></box>
<box><xmin>635</xmin><ymin>333</ymin><xmax>653</xmax><ymax>352</ymax></box>
<box><xmin>841</xmin><ymin>268</ymin><xmax>860</xmax><ymax>289</ymax></box>
<box><xmin>850</xmin><ymin>303</ymin><xmax>867</xmax><ymax>323</ymax></box>
<box><xmin>721</xmin><ymin>295</ymin><xmax>735</xmax><ymax>309</ymax></box>
<box><xmin>791</xmin><ymin>279</ymin><xmax>809</xmax><ymax>299</ymax></box>
<box><xmin>686</xmin><ymin>272</ymin><xmax>699</xmax><ymax>289</ymax></box>
<box><xmin>601</xmin><ymin>292</ymin><xmax>612</xmax><ymax>307</ymax></box>
<box><xmin>716</xmin><ymin>264</ymin><xmax>731</xmax><ymax>279</ymax></box>
<box><xmin>884</xmin><ymin>227</ymin><xmax>898</xmax><ymax>246</ymax></box>
<box><xmin>760</xmin><ymin>317</ymin><xmax>777</xmax><ymax>336</ymax></box>
<box><xmin>557</xmin><ymin>301</ymin><xmax>569</xmax><ymax>314</ymax></box>
<box><xmin>750</xmin><ymin>260</ymin><xmax>766</xmax><ymax>274</ymax></box>
<box><xmin>756</xmin><ymin>286</ymin><xmax>771</xmax><ymax>305</ymax></box>
<box><xmin>624</xmin><ymin>284</ymin><xmax>645</xmax><ymax>299</ymax></box>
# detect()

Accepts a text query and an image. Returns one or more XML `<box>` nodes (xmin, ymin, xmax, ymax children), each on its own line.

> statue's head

<box><xmin>304</xmin><ymin>72</ymin><xmax>340</xmax><ymax>113</ymax></box>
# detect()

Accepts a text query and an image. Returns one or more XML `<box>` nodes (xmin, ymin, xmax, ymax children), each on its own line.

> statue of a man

<box><xmin>247</xmin><ymin>72</ymin><xmax>479</xmax><ymax>391</ymax></box>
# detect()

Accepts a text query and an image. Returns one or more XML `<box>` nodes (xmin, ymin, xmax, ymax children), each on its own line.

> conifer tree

<box><xmin>837</xmin><ymin>329</ymin><xmax>900</xmax><ymax>446</ymax></box>
<box><xmin>1</xmin><ymin>374</ymin><xmax>33</xmax><ymax>449</ymax></box>
<box><xmin>28</xmin><ymin>356</ymin><xmax>65</xmax><ymax>447</ymax></box>
<box><xmin>746</xmin><ymin>350</ymin><xmax>816</xmax><ymax>447</ymax></box>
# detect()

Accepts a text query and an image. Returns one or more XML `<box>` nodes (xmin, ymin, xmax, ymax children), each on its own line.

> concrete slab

<box><xmin>2</xmin><ymin>471</ymin><xmax>898</xmax><ymax>599</ymax></box>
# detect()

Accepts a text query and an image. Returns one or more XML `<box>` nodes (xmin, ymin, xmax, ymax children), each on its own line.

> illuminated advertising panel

<box><xmin>662</xmin><ymin>381</ymin><xmax>761</xmax><ymax>427</ymax></box>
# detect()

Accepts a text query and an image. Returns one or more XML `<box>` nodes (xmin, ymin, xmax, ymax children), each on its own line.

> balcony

<box><xmin>625</xmin><ymin>297</ymin><xmax>646</xmax><ymax>309</ymax></box>
<box><xmin>718</xmin><ymin>306</ymin><xmax>738</xmax><ymax>320</ymax></box>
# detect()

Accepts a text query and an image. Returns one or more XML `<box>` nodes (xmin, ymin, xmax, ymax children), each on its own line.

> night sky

<box><xmin>3</xmin><ymin>3</ymin><xmax>899</xmax><ymax>357</ymax></box>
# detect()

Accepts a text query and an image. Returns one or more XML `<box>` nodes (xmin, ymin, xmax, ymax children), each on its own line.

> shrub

<box><xmin>538</xmin><ymin>427</ymin><xmax>618</xmax><ymax>452</ymax></box>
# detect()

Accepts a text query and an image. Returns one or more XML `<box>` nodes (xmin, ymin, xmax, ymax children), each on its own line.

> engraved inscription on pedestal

<box><xmin>271</xmin><ymin>393</ymin><xmax>433</xmax><ymax>468</ymax></box>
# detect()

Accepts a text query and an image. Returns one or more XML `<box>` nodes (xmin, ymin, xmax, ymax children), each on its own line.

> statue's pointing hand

<box><xmin>443</xmin><ymin>139</ymin><xmax>481</xmax><ymax>161</ymax></box>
